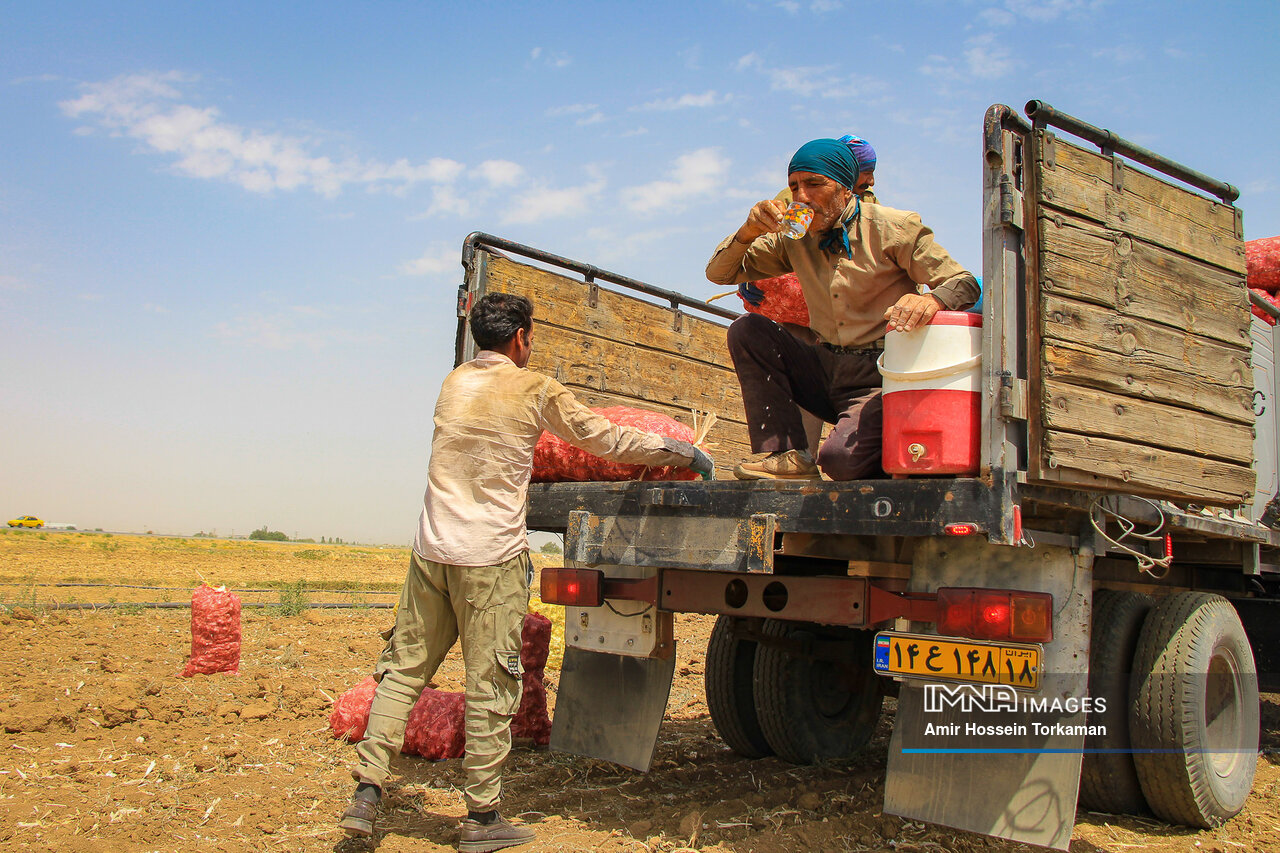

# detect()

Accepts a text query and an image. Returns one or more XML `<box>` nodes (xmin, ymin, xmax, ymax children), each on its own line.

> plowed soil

<box><xmin>3</xmin><ymin>530</ymin><xmax>1280</xmax><ymax>853</ymax></box>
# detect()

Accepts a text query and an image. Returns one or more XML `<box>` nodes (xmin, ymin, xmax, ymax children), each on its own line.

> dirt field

<box><xmin>3</xmin><ymin>529</ymin><xmax>1280</xmax><ymax>853</ymax></box>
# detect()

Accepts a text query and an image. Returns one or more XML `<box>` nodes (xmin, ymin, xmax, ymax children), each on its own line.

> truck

<box><xmin>452</xmin><ymin>101</ymin><xmax>1278</xmax><ymax>850</ymax></box>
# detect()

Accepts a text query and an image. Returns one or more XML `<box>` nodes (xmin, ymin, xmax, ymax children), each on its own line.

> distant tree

<box><xmin>539</xmin><ymin>541</ymin><xmax>563</xmax><ymax>555</ymax></box>
<box><xmin>249</xmin><ymin>526</ymin><xmax>289</xmax><ymax>542</ymax></box>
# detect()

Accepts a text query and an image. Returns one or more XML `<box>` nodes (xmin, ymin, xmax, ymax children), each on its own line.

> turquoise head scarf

<box><xmin>788</xmin><ymin>138</ymin><xmax>860</xmax><ymax>258</ymax></box>
<box><xmin>788</xmin><ymin>139</ymin><xmax>860</xmax><ymax>191</ymax></box>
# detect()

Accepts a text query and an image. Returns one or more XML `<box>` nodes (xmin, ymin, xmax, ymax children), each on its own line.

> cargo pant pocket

<box><xmin>472</xmin><ymin>649</ymin><xmax>523</xmax><ymax>715</ymax></box>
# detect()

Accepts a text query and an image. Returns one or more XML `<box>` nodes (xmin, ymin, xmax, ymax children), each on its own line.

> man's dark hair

<box><xmin>470</xmin><ymin>292</ymin><xmax>533</xmax><ymax>350</ymax></box>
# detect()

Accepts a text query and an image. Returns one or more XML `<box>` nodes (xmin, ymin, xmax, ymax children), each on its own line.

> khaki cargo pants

<box><xmin>352</xmin><ymin>551</ymin><xmax>529</xmax><ymax>811</ymax></box>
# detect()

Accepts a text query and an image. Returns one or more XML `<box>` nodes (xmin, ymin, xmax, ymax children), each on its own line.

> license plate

<box><xmin>873</xmin><ymin>631</ymin><xmax>1042</xmax><ymax>690</ymax></box>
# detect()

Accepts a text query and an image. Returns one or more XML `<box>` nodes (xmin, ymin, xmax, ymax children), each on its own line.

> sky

<box><xmin>3</xmin><ymin>1</ymin><xmax>1278</xmax><ymax>545</ymax></box>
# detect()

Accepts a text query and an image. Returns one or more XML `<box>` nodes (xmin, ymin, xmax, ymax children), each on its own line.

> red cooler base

<box><xmin>882</xmin><ymin>388</ymin><xmax>980</xmax><ymax>475</ymax></box>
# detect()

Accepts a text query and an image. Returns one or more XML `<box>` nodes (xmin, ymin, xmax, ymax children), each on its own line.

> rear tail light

<box><xmin>943</xmin><ymin>523</ymin><xmax>978</xmax><ymax>536</ymax></box>
<box><xmin>937</xmin><ymin>587</ymin><xmax>1053</xmax><ymax>643</ymax></box>
<box><xmin>539</xmin><ymin>567</ymin><xmax>603</xmax><ymax>607</ymax></box>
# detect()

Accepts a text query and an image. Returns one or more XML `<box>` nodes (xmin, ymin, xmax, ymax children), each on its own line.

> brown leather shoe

<box><xmin>458</xmin><ymin>814</ymin><xmax>535</xmax><ymax>852</ymax></box>
<box><xmin>338</xmin><ymin>797</ymin><xmax>377</xmax><ymax>837</ymax></box>
<box><xmin>733</xmin><ymin>449</ymin><xmax>820</xmax><ymax>480</ymax></box>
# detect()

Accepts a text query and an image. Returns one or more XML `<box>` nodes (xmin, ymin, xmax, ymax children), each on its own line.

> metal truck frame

<box><xmin>453</xmin><ymin>101</ymin><xmax>1279</xmax><ymax>850</ymax></box>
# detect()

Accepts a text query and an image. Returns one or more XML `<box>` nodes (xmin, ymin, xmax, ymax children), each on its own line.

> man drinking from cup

<box><xmin>707</xmin><ymin>137</ymin><xmax>978</xmax><ymax>481</ymax></box>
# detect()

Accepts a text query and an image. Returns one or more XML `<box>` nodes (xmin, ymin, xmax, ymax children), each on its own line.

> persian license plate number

<box><xmin>873</xmin><ymin>631</ymin><xmax>1041</xmax><ymax>689</ymax></box>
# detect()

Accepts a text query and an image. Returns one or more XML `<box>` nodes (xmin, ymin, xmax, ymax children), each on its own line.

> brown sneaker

<box><xmin>733</xmin><ymin>449</ymin><xmax>820</xmax><ymax>480</ymax></box>
<box><xmin>338</xmin><ymin>796</ymin><xmax>378</xmax><ymax>837</ymax></box>
<box><xmin>458</xmin><ymin>814</ymin><xmax>535</xmax><ymax>853</ymax></box>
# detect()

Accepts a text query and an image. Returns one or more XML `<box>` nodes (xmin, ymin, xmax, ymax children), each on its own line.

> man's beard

<box><xmin>811</xmin><ymin>190</ymin><xmax>853</xmax><ymax>232</ymax></box>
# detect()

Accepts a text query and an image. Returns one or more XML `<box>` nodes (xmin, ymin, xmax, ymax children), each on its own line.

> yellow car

<box><xmin>7</xmin><ymin>516</ymin><xmax>44</xmax><ymax>529</ymax></box>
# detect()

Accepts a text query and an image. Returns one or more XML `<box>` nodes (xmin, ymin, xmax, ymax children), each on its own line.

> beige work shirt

<box><xmin>413</xmin><ymin>351</ymin><xmax>693</xmax><ymax>567</ymax></box>
<box><xmin>707</xmin><ymin>199</ymin><xmax>979</xmax><ymax>348</ymax></box>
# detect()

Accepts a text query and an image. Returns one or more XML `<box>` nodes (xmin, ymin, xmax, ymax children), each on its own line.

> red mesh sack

<box><xmin>1247</xmin><ymin>237</ymin><xmax>1280</xmax><ymax>293</ymax></box>
<box><xmin>740</xmin><ymin>273</ymin><xmax>809</xmax><ymax>326</ymax></box>
<box><xmin>1251</xmin><ymin>287</ymin><xmax>1280</xmax><ymax>326</ymax></box>
<box><xmin>512</xmin><ymin>612</ymin><xmax>552</xmax><ymax>745</ymax></box>
<box><xmin>403</xmin><ymin>690</ymin><xmax>467</xmax><ymax>759</ymax></box>
<box><xmin>329</xmin><ymin>676</ymin><xmax>378</xmax><ymax>741</ymax></box>
<box><xmin>180</xmin><ymin>584</ymin><xmax>241</xmax><ymax>677</ymax></box>
<box><xmin>331</xmin><ymin>613</ymin><xmax>554</xmax><ymax>754</ymax></box>
<box><xmin>533</xmin><ymin>406</ymin><xmax>697</xmax><ymax>482</ymax></box>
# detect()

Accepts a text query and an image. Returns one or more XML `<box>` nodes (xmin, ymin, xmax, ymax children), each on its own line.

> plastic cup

<box><xmin>781</xmin><ymin>203</ymin><xmax>814</xmax><ymax>240</ymax></box>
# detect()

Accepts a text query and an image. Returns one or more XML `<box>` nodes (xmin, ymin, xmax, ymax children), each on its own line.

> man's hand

<box><xmin>735</xmin><ymin>199</ymin><xmax>788</xmax><ymax>244</ymax></box>
<box><xmin>884</xmin><ymin>293</ymin><xmax>944</xmax><ymax>333</ymax></box>
<box><xmin>690</xmin><ymin>448</ymin><xmax>716</xmax><ymax>480</ymax></box>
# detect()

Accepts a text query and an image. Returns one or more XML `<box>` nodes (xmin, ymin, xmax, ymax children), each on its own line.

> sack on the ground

<box><xmin>740</xmin><ymin>272</ymin><xmax>809</xmax><ymax>326</ymax></box>
<box><xmin>329</xmin><ymin>613</ymin><xmax>554</xmax><ymax>756</ymax></box>
<box><xmin>1247</xmin><ymin>237</ymin><xmax>1280</xmax><ymax>293</ymax></box>
<box><xmin>533</xmin><ymin>407</ymin><xmax>697</xmax><ymax>482</ymax></box>
<box><xmin>180</xmin><ymin>584</ymin><xmax>241</xmax><ymax>677</ymax></box>
<box><xmin>512</xmin><ymin>612</ymin><xmax>552</xmax><ymax>745</ymax></box>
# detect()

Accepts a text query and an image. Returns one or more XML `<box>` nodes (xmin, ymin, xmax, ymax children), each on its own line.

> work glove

<box><xmin>664</xmin><ymin>440</ymin><xmax>717</xmax><ymax>480</ymax></box>
<box><xmin>738</xmin><ymin>282</ymin><xmax>766</xmax><ymax>307</ymax></box>
<box><xmin>690</xmin><ymin>447</ymin><xmax>716</xmax><ymax>481</ymax></box>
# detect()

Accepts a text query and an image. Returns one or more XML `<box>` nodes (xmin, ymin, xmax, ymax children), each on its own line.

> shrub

<box><xmin>250</xmin><ymin>526</ymin><xmax>289</xmax><ymax>542</ymax></box>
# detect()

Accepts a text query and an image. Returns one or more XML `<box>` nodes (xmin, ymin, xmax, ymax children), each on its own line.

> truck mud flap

<box><xmin>550</xmin><ymin>646</ymin><xmax>676</xmax><ymax>772</ymax></box>
<box><xmin>883</xmin><ymin>537</ymin><xmax>1091</xmax><ymax>851</ymax></box>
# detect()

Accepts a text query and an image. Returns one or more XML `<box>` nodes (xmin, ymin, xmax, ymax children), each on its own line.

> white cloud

<box><xmin>60</xmin><ymin>72</ymin><xmax>466</xmax><ymax>197</ymax></box>
<box><xmin>0</xmin><ymin>274</ymin><xmax>29</xmax><ymax>292</ymax></box>
<box><xmin>1001</xmin><ymin>0</ymin><xmax>1104</xmax><ymax>21</ymax></box>
<box><xmin>529</xmin><ymin>47</ymin><xmax>571</xmax><ymax>67</ymax></box>
<box><xmin>142</xmin><ymin>302</ymin><xmax>168</xmax><ymax>314</ymax></box>
<box><xmin>501</xmin><ymin>176</ymin><xmax>606</xmax><ymax>225</ymax></box>
<box><xmin>576</xmin><ymin>112</ymin><xmax>607</xmax><ymax>126</ymax></box>
<box><xmin>776</xmin><ymin>1</ymin><xmax>800</xmax><ymax>12</ymax></box>
<box><xmin>979</xmin><ymin>7</ymin><xmax>1016</xmax><ymax>25</ymax></box>
<box><xmin>636</xmin><ymin>91</ymin><xmax>727</xmax><ymax>111</ymax></box>
<box><xmin>734</xmin><ymin>53</ymin><xmax>884</xmax><ymax>99</ymax></box>
<box><xmin>621</xmin><ymin>148</ymin><xmax>730</xmax><ymax>214</ymax></box>
<box><xmin>810</xmin><ymin>0</ymin><xmax>843</xmax><ymax>10</ymax></box>
<box><xmin>964</xmin><ymin>34</ymin><xmax>1016</xmax><ymax>79</ymax></box>
<box><xmin>213</xmin><ymin>311</ymin><xmax>374</xmax><ymax>350</ymax></box>
<box><xmin>399</xmin><ymin>244</ymin><xmax>457</xmax><ymax>277</ymax></box>
<box><xmin>475</xmin><ymin>160</ymin><xmax>525</xmax><ymax>187</ymax></box>
<box><xmin>1093</xmin><ymin>44</ymin><xmax>1144</xmax><ymax>64</ymax></box>
<box><xmin>545</xmin><ymin>103</ymin><xmax>598</xmax><ymax>117</ymax></box>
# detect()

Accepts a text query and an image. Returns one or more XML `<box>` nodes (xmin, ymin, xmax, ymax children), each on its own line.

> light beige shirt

<box><xmin>414</xmin><ymin>351</ymin><xmax>693</xmax><ymax>566</ymax></box>
<box><xmin>707</xmin><ymin>199</ymin><xmax>979</xmax><ymax>348</ymax></box>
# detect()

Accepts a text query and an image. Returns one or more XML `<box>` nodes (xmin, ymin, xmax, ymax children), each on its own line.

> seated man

<box><xmin>707</xmin><ymin>138</ymin><xmax>978</xmax><ymax>481</ymax></box>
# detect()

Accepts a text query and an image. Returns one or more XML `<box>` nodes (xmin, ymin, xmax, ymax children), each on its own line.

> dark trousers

<box><xmin>727</xmin><ymin>313</ymin><xmax>883</xmax><ymax>480</ymax></box>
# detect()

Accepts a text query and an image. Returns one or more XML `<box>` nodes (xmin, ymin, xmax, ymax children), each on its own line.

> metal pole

<box><xmin>462</xmin><ymin>232</ymin><xmax>741</xmax><ymax>321</ymax></box>
<box><xmin>1023</xmin><ymin>100</ymin><xmax>1239</xmax><ymax>204</ymax></box>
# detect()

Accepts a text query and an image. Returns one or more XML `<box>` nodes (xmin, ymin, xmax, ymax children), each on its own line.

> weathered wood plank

<box><xmin>1043</xmin><ymin>431</ymin><xmax>1254</xmax><ymax>506</ymax></box>
<box><xmin>531</xmin><ymin>324</ymin><xmax>745</xmax><ymax>422</ymax></box>
<box><xmin>485</xmin><ymin>254</ymin><xmax>734</xmax><ymax>368</ymax></box>
<box><xmin>1041</xmin><ymin>379</ymin><xmax>1253</xmax><ymax>464</ymax></box>
<box><xmin>1044</xmin><ymin>341</ymin><xmax>1253</xmax><ymax>424</ymax></box>
<box><xmin>1038</xmin><ymin>211</ymin><xmax>1250</xmax><ymax>349</ymax></box>
<box><xmin>1036</xmin><ymin>135</ymin><xmax>1245</xmax><ymax>273</ymax></box>
<box><xmin>1041</xmin><ymin>294</ymin><xmax>1252</xmax><ymax>421</ymax></box>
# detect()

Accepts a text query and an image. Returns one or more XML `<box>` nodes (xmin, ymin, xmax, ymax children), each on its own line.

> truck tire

<box><xmin>705</xmin><ymin>616</ymin><xmax>773</xmax><ymax>758</ymax></box>
<box><xmin>1130</xmin><ymin>592</ymin><xmax>1260</xmax><ymax>828</ymax></box>
<box><xmin>752</xmin><ymin>618</ymin><xmax>882</xmax><ymax>765</ymax></box>
<box><xmin>1078</xmin><ymin>590</ymin><xmax>1152</xmax><ymax>816</ymax></box>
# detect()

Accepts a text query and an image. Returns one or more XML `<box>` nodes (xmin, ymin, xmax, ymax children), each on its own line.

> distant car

<box><xmin>7</xmin><ymin>516</ymin><xmax>44</xmax><ymax>528</ymax></box>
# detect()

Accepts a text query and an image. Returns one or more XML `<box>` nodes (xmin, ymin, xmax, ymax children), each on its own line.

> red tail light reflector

<box><xmin>936</xmin><ymin>587</ymin><xmax>1053</xmax><ymax>643</ymax></box>
<box><xmin>943</xmin><ymin>523</ymin><xmax>978</xmax><ymax>536</ymax></box>
<box><xmin>539</xmin><ymin>567</ymin><xmax>603</xmax><ymax>607</ymax></box>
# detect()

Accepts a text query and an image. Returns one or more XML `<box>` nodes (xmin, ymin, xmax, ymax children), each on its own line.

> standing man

<box><xmin>708</xmin><ymin>138</ymin><xmax>977</xmax><ymax>481</ymax></box>
<box><xmin>339</xmin><ymin>292</ymin><xmax>714</xmax><ymax>851</ymax></box>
